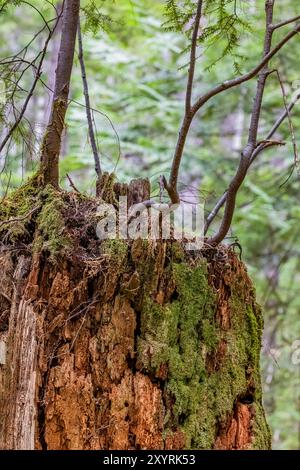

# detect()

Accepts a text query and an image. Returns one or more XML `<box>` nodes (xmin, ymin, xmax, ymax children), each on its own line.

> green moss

<box><xmin>97</xmin><ymin>172</ymin><xmax>117</xmax><ymax>204</ymax></box>
<box><xmin>251</xmin><ymin>402</ymin><xmax>272</xmax><ymax>450</ymax></box>
<box><xmin>229</xmin><ymin>285</ymin><xmax>264</xmax><ymax>401</ymax></box>
<box><xmin>245</xmin><ymin>304</ymin><xmax>263</xmax><ymax>364</ymax></box>
<box><xmin>137</xmin><ymin>256</ymin><xmax>270</xmax><ymax>449</ymax></box>
<box><xmin>101</xmin><ymin>238</ymin><xmax>128</xmax><ymax>269</ymax></box>
<box><xmin>228</xmin><ymin>285</ymin><xmax>271</xmax><ymax>449</ymax></box>
<box><xmin>0</xmin><ymin>175</ymin><xmax>74</xmax><ymax>261</ymax></box>
<box><xmin>170</xmin><ymin>241</ymin><xmax>185</xmax><ymax>263</ymax></box>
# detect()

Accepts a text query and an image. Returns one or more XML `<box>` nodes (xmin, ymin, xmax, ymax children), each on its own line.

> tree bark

<box><xmin>40</xmin><ymin>0</ymin><xmax>80</xmax><ymax>187</ymax></box>
<box><xmin>0</xmin><ymin>182</ymin><xmax>271</xmax><ymax>450</ymax></box>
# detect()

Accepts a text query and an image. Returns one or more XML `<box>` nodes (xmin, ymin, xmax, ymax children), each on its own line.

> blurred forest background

<box><xmin>0</xmin><ymin>0</ymin><xmax>299</xmax><ymax>449</ymax></box>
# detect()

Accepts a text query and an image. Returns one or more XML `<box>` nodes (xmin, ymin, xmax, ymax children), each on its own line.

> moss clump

<box><xmin>96</xmin><ymin>172</ymin><xmax>117</xmax><ymax>204</ymax></box>
<box><xmin>0</xmin><ymin>176</ymin><xmax>74</xmax><ymax>261</ymax></box>
<box><xmin>228</xmin><ymin>282</ymin><xmax>271</xmax><ymax>449</ymax></box>
<box><xmin>229</xmin><ymin>286</ymin><xmax>264</xmax><ymax>400</ymax></box>
<box><xmin>137</xmin><ymin>255</ymin><xmax>270</xmax><ymax>449</ymax></box>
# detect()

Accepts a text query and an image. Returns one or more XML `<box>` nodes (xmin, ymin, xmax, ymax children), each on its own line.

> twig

<box><xmin>251</xmin><ymin>92</ymin><xmax>300</xmax><ymax>163</ymax></box>
<box><xmin>192</xmin><ymin>23</ymin><xmax>300</xmax><ymax>116</ymax></box>
<box><xmin>20</xmin><ymin>1</ymin><xmax>51</xmax><ymax>32</ymax></box>
<box><xmin>0</xmin><ymin>16</ymin><xmax>58</xmax><ymax>66</ymax></box>
<box><xmin>272</xmin><ymin>15</ymin><xmax>300</xmax><ymax>31</ymax></box>
<box><xmin>38</xmin><ymin>76</ymin><xmax>121</xmax><ymax>166</ymax></box>
<box><xmin>204</xmin><ymin>192</ymin><xmax>227</xmax><ymax>234</ymax></box>
<box><xmin>185</xmin><ymin>1</ymin><xmax>203</xmax><ymax>114</ymax></box>
<box><xmin>168</xmin><ymin>0</ymin><xmax>203</xmax><ymax>203</ymax></box>
<box><xmin>66</xmin><ymin>174</ymin><xmax>80</xmax><ymax>193</ymax></box>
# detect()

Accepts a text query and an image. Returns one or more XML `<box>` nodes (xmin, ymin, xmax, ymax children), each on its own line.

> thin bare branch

<box><xmin>20</xmin><ymin>1</ymin><xmax>51</xmax><ymax>32</ymax></box>
<box><xmin>0</xmin><ymin>16</ymin><xmax>58</xmax><ymax>65</ymax></box>
<box><xmin>66</xmin><ymin>174</ymin><xmax>80</xmax><ymax>193</ymax></box>
<box><xmin>247</xmin><ymin>1</ymin><xmax>275</xmax><ymax>146</ymax></box>
<box><xmin>37</xmin><ymin>75</ymin><xmax>121</xmax><ymax>165</ymax></box>
<box><xmin>165</xmin><ymin>1</ymin><xmax>203</xmax><ymax>204</ymax></box>
<box><xmin>192</xmin><ymin>25</ymin><xmax>300</xmax><ymax>118</ymax></box>
<box><xmin>204</xmin><ymin>192</ymin><xmax>227</xmax><ymax>234</ymax></box>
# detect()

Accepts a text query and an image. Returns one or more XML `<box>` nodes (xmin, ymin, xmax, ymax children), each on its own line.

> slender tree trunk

<box><xmin>0</xmin><ymin>182</ymin><xmax>271</xmax><ymax>450</ymax></box>
<box><xmin>40</xmin><ymin>0</ymin><xmax>80</xmax><ymax>187</ymax></box>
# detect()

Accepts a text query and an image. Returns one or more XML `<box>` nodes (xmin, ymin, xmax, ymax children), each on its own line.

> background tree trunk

<box><xmin>40</xmin><ymin>0</ymin><xmax>80</xmax><ymax>187</ymax></box>
<box><xmin>0</xmin><ymin>182</ymin><xmax>271</xmax><ymax>450</ymax></box>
